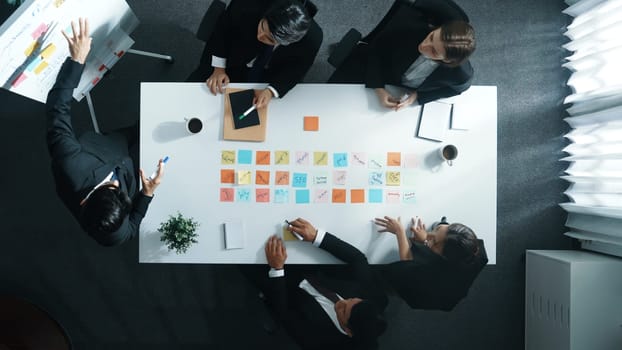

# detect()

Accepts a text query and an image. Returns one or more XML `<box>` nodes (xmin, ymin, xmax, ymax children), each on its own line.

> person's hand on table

<box><xmin>286</xmin><ymin>218</ymin><xmax>317</xmax><ymax>242</ymax></box>
<box><xmin>61</xmin><ymin>18</ymin><xmax>92</xmax><ymax>64</ymax></box>
<box><xmin>396</xmin><ymin>91</ymin><xmax>417</xmax><ymax>111</ymax></box>
<box><xmin>139</xmin><ymin>158</ymin><xmax>164</xmax><ymax>197</ymax></box>
<box><xmin>254</xmin><ymin>88</ymin><xmax>273</xmax><ymax>109</ymax></box>
<box><xmin>410</xmin><ymin>216</ymin><xmax>428</xmax><ymax>242</ymax></box>
<box><xmin>374</xmin><ymin>88</ymin><xmax>399</xmax><ymax>109</ymax></box>
<box><xmin>265</xmin><ymin>235</ymin><xmax>287</xmax><ymax>269</ymax></box>
<box><xmin>374</xmin><ymin>216</ymin><xmax>405</xmax><ymax>236</ymax></box>
<box><xmin>206</xmin><ymin>67</ymin><xmax>230</xmax><ymax>95</ymax></box>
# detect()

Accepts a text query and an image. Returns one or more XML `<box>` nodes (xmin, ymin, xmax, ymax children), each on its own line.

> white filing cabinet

<box><xmin>525</xmin><ymin>250</ymin><xmax>622</xmax><ymax>350</ymax></box>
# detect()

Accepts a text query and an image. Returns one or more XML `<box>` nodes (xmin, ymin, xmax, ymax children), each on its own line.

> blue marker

<box><xmin>148</xmin><ymin>156</ymin><xmax>169</xmax><ymax>180</ymax></box>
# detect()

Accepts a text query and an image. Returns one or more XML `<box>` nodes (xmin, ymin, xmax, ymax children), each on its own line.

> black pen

<box><xmin>284</xmin><ymin>220</ymin><xmax>303</xmax><ymax>240</ymax></box>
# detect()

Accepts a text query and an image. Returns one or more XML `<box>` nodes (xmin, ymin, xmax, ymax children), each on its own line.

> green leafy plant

<box><xmin>158</xmin><ymin>212</ymin><xmax>199</xmax><ymax>254</ymax></box>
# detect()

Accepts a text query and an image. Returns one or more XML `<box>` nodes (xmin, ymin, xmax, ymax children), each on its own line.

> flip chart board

<box><xmin>0</xmin><ymin>0</ymin><xmax>139</xmax><ymax>103</ymax></box>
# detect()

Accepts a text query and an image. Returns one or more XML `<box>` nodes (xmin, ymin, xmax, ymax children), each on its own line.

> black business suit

<box><xmin>328</xmin><ymin>3</ymin><xmax>473</xmax><ymax>105</ymax></box>
<box><xmin>189</xmin><ymin>0</ymin><xmax>323</xmax><ymax>97</ymax></box>
<box><xmin>382</xmin><ymin>239</ymin><xmax>488</xmax><ymax>311</ymax></box>
<box><xmin>253</xmin><ymin>233</ymin><xmax>387</xmax><ymax>350</ymax></box>
<box><xmin>46</xmin><ymin>58</ymin><xmax>152</xmax><ymax>246</ymax></box>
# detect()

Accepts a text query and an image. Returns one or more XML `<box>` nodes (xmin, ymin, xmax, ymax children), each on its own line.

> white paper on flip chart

<box><xmin>417</xmin><ymin>101</ymin><xmax>452</xmax><ymax>142</ymax></box>
<box><xmin>224</xmin><ymin>220</ymin><xmax>245</xmax><ymax>250</ymax></box>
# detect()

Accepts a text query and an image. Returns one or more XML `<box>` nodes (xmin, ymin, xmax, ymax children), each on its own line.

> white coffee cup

<box><xmin>439</xmin><ymin>144</ymin><xmax>458</xmax><ymax>166</ymax></box>
<box><xmin>185</xmin><ymin>117</ymin><xmax>203</xmax><ymax>134</ymax></box>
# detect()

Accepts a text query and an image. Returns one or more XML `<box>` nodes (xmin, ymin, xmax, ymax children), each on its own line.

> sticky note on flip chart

<box><xmin>220</xmin><ymin>188</ymin><xmax>234</xmax><ymax>202</ymax></box>
<box><xmin>237</xmin><ymin>170</ymin><xmax>252</xmax><ymax>185</ymax></box>
<box><xmin>220</xmin><ymin>169</ymin><xmax>235</xmax><ymax>184</ymax></box>
<box><xmin>221</xmin><ymin>150</ymin><xmax>235</xmax><ymax>164</ymax></box>
<box><xmin>314</xmin><ymin>152</ymin><xmax>328</xmax><ymax>166</ymax></box>
<box><xmin>256</xmin><ymin>170</ymin><xmax>270</xmax><ymax>185</ymax></box>
<box><xmin>350</xmin><ymin>189</ymin><xmax>365</xmax><ymax>203</ymax></box>
<box><xmin>275</xmin><ymin>171</ymin><xmax>290</xmax><ymax>185</ymax></box>
<box><xmin>275</xmin><ymin>151</ymin><xmax>290</xmax><ymax>165</ymax></box>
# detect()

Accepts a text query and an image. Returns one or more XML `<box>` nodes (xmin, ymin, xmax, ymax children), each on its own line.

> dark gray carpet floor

<box><xmin>0</xmin><ymin>0</ymin><xmax>572</xmax><ymax>349</ymax></box>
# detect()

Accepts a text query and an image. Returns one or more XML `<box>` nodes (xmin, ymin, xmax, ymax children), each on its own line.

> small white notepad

<box><xmin>451</xmin><ymin>102</ymin><xmax>476</xmax><ymax>130</ymax></box>
<box><xmin>224</xmin><ymin>220</ymin><xmax>245</xmax><ymax>249</ymax></box>
<box><xmin>417</xmin><ymin>101</ymin><xmax>452</xmax><ymax>142</ymax></box>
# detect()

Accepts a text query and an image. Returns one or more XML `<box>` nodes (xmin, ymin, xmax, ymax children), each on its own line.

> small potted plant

<box><xmin>158</xmin><ymin>212</ymin><xmax>200</xmax><ymax>254</ymax></box>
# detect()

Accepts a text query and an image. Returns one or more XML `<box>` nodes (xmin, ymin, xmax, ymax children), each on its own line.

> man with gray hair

<box><xmin>188</xmin><ymin>0</ymin><xmax>323</xmax><ymax>109</ymax></box>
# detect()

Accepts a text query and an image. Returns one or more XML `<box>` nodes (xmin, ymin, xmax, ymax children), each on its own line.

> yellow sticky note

<box><xmin>221</xmin><ymin>150</ymin><xmax>235</xmax><ymax>164</ymax></box>
<box><xmin>386</xmin><ymin>171</ymin><xmax>401</xmax><ymax>186</ymax></box>
<box><xmin>24</xmin><ymin>41</ymin><xmax>38</xmax><ymax>56</ymax></box>
<box><xmin>237</xmin><ymin>170</ymin><xmax>252</xmax><ymax>185</ymax></box>
<box><xmin>313</xmin><ymin>151</ymin><xmax>328</xmax><ymax>166</ymax></box>
<box><xmin>275</xmin><ymin>150</ymin><xmax>290</xmax><ymax>165</ymax></box>
<box><xmin>33</xmin><ymin>61</ymin><xmax>48</xmax><ymax>75</ymax></box>
<box><xmin>40</xmin><ymin>43</ymin><xmax>56</xmax><ymax>59</ymax></box>
<box><xmin>283</xmin><ymin>226</ymin><xmax>298</xmax><ymax>241</ymax></box>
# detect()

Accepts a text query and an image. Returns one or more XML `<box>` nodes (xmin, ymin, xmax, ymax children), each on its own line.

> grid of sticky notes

<box><xmin>220</xmin><ymin>150</ymin><xmax>418</xmax><ymax>204</ymax></box>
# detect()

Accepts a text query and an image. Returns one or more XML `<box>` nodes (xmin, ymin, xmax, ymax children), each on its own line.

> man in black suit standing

<box><xmin>256</xmin><ymin>218</ymin><xmax>387</xmax><ymax>350</ymax></box>
<box><xmin>46</xmin><ymin>18</ymin><xmax>164</xmax><ymax>247</ymax></box>
<box><xmin>188</xmin><ymin>0</ymin><xmax>323</xmax><ymax>109</ymax></box>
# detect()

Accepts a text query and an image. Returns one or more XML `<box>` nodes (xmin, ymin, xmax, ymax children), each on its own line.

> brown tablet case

<box><xmin>223</xmin><ymin>88</ymin><xmax>268</xmax><ymax>142</ymax></box>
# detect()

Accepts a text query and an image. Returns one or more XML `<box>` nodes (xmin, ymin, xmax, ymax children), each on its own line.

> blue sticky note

<box><xmin>274</xmin><ymin>189</ymin><xmax>289</xmax><ymax>204</ymax></box>
<box><xmin>292</xmin><ymin>172</ymin><xmax>307</xmax><ymax>188</ymax></box>
<box><xmin>236</xmin><ymin>188</ymin><xmax>251</xmax><ymax>202</ymax></box>
<box><xmin>369</xmin><ymin>171</ymin><xmax>384</xmax><ymax>186</ymax></box>
<box><xmin>238</xmin><ymin>150</ymin><xmax>252</xmax><ymax>164</ymax></box>
<box><xmin>333</xmin><ymin>153</ymin><xmax>348</xmax><ymax>167</ymax></box>
<box><xmin>403</xmin><ymin>190</ymin><xmax>416</xmax><ymax>204</ymax></box>
<box><xmin>295</xmin><ymin>189</ymin><xmax>310</xmax><ymax>204</ymax></box>
<box><xmin>369</xmin><ymin>189</ymin><xmax>383</xmax><ymax>203</ymax></box>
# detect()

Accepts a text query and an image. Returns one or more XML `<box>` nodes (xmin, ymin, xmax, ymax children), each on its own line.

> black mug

<box><xmin>185</xmin><ymin>117</ymin><xmax>203</xmax><ymax>134</ymax></box>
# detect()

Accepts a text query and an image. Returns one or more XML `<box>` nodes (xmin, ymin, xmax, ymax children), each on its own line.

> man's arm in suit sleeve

<box><xmin>267</xmin><ymin>21</ymin><xmax>323</xmax><ymax>97</ymax></box>
<box><xmin>417</xmin><ymin>63</ymin><xmax>473</xmax><ymax>104</ymax></box>
<box><xmin>318</xmin><ymin>233</ymin><xmax>388</xmax><ymax>309</ymax></box>
<box><xmin>45</xmin><ymin>58</ymin><xmax>84</xmax><ymax>161</ymax></box>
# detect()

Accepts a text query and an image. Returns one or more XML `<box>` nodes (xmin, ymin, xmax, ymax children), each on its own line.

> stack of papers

<box><xmin>417</xmin><ymin>102</ymin><xmax>452</xmax><ymax>142</ymax></box>
<box><xmin>224</xmin><ymin>220</ymin><xmax>245</xmax><ymax>250</ymax></box>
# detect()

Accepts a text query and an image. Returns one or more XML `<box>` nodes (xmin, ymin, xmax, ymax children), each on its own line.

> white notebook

<box><xmin>224</xmin><ymin>220</ymin><xmax>245</xmax><ymax>250</ymax></box>
<box><xmin>417</xmin><ymin>101</ymin><xmax>452</xmax><ymax>142</ymax></box>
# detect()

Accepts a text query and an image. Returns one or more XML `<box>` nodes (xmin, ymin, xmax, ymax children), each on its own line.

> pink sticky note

<box><xmin>386</xmin><ymin>190</ymin><xmax>401</xmax><ymax>204</ymax></box>
<box><xmin>256</xmin><ymin>188</ymin><xmax>270</xmax><ymax>203</ymax></box>
<box><xmin>333</xmin><ymin>170</ymin><xmax>347</xmax><ymax>185</ymax></box>
<box><xmin>403</xmin><ymin>153</ymin><xmax>418</xmax><ymax>168</ymax></box>
<box><xmin>220</xmin><ymin>188</ymin><xmax>234</xmax><ymax>202</ymax></box>
<box><xmin>12</xmin><ymin>72</ymin><xmax>27</xmax><ymax>88</ymax></box>
<box><xmin>296</xmin><ymin>151</ymin><xmax>310</xmax><ymax>166</ymax></box>
<box><xmin>31</xmin><ymin>23</ymin><xmax>48</xmax><ymax>39</ymax></box>
<box><xmin>314</xmin><ymin>188</ymin><xmax>330</xmax><ymax>203</ymax></box>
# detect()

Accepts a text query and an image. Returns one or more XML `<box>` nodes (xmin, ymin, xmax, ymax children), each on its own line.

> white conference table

<box><xmin>139</xmin><ymin>83</ymin><xmax>497</xmax><ymax>264</ymax></box>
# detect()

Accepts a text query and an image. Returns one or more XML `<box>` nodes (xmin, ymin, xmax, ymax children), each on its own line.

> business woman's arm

<box><xmin>374</xmin><ymin>216</ymin><xmax>413</xmax><ymax>261</ymax></box>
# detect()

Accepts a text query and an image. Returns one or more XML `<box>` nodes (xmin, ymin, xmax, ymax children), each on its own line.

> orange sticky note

<box><xmin>220</xmin><ymin>169</ymin><xmax>235</xmax><ymax>184</ymax></box>
<box><xmin>220</xmin><ymin>188</ymin><xmax>234</xmax><ymax>202</ymax></box>
<box><xmin>304</xmin><ymin>116</ymin><xmax>319</xmax><ymax>131</ymax></box>
<box><xmin>256</xmin><ymin>170</ymin><xmax>270</xmax><ymax>185</ymax></box>
<box><xmin>256</xmin><ymin>151</ymin><xmax>271</xmax><ymax>165</ymax></box>
<box><xmin>350</xmin><ymin>189</ymin><xmax>365</xmax><ymax>203</ymax></box>
<box><xmin>332</xmin><ymin>189</ymin><xmax>346</xmax><ymax>203</ymax></box>
<box><xmin>387</xmin><ymin>152</ymin><xmax>401</xmax><ymax>166</ymax></box>
<box><xmin>256</xmin><ymin>188</ymin><xmax>270</xmax><ymax>202</ymax></box>
<box><xmin>275</xmin><ymin>171</ymin><xmax>290</xmax><ymax>185</ymax></box>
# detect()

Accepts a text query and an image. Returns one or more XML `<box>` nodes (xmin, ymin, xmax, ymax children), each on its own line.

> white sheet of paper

<box><xmin>224</xmin><ymin>220</ymin><xmax>245</xmax><ymax>249</ymax></box>
<box><xmin>451</xmin><ymin>102</ymin><xmax>477</xmax><ymax>130</ymax></box>
<box><xmin>417</xmin><ymin>101</ymin><xmax>451</xmax><ymax>142</ymax></box>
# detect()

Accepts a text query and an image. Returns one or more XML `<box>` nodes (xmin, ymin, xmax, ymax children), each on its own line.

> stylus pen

<box><xmin>148</xmin><ymin>156</ymin><xmax>169</xmax><ymax>180</ymax></box>
<box><xmin>238</xmin><ymin>105</ymin><xmax>257</xmax><ymax>120</ymax></box>
<box><xmin>284</xmin><ymin>220</ymin><xmax>304</xmax><ymax>240</ymax></box>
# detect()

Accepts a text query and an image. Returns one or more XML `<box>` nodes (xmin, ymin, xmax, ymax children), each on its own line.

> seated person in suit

<box><xmin>46</xmin><ymin>18</ymin><xmax>164</xmax><ymax>247</ymax></box>
<box><xmin>188</xmin><ymin>0</ymin><xmax>323</xmax><ymax>109</ymax></box>
<box><xmin>328</xmin><ymin>4</ymin><xmax>475</xmax><ymax>110</ymax></box>
<box><xmin>374</xmin><ymin>215</ymin><xmax>487</xmax><ymax>310</ymax></box>
<box><xmin>249</xmin><ymin>218</ymin><xmax>387</xmax><ymax>350</ymax></box>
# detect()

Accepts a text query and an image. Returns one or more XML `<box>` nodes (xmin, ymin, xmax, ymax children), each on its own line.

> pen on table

<box><xmin>238</xmin><ymin>105</ymin><xmax>257</xmax><ymax>120</ymax></box>
<box><xmin>148</xmin><ymin>156</ymin><xmax>169</xmax><ymax>180</ymax></box>
<box><xmin>399</xmin><ymin>93</ymin><xmax>410</xmax><ymax>103</ymax></box>
<box><xmin>284</xmin><ymin>220</ymin><xmax>304</xmax><ymax>240</ymax></box>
